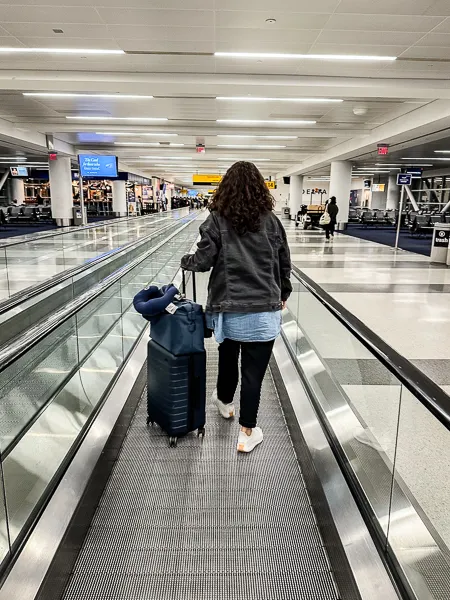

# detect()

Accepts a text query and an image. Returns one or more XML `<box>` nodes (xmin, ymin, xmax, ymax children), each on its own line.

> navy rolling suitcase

<box><xmin>145</xmin><ymin>272</ymin><xmax>206</xmax><ymax>447</ymax></box>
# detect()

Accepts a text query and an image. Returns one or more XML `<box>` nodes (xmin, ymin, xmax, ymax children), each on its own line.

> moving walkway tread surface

<box><xmin>55</xmin><ymin>335</ymin><xmax>339</xmax><ymax>600</ymax></box>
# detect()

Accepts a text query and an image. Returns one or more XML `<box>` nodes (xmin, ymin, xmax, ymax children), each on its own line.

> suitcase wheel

<box><xmin>169</xmin><ymin>437</ymin><xmax>178</xmax><ymax>448</ymax></box>
<box><xmin>197</xmin><ymin>427</ymin><xmax>206</xmax><ymax>440</ymax></box>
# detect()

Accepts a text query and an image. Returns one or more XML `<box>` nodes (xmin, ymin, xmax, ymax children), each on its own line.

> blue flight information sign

<box><xmin>397</xmin><ymin>173</ymin><xmax>412</xmax><ymax>186</ymax></box>
<box><xmin>79</xmin><ymin>154</ymin><xmax>118</xmax><ymax>178</ymax></box>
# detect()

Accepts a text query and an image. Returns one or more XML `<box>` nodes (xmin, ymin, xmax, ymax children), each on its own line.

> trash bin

<box><xmin>282</xmin><ymin>207</ymin><xmax>290</xmax><ymax>220</ymax></box>
<box><xmin>430</xmin><ymin>223</ymin><xmax>450</xmax><ymax>264</ymax></box>
<box><xmin>72</xmin><ymin>206</ymin><xmax>86</xmax><ymax>226</ymax></box>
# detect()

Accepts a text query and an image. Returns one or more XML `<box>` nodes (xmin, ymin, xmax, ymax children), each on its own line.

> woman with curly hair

<box><xmin>181</xmin><ymin>162</ymin><xmax>292</xmax><ymax>453</ymax></box>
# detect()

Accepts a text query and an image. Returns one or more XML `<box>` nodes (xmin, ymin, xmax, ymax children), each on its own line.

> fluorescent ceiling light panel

<box><xmin>97</xmin><ymin>132</ymin><xmax>178</xmax><ymax>136</ymax></box>
<box><xmin>217</xmin><ymin>135</ymin><xmax>297</xmax><ymax>139</ymax></box>
<box><xmin>375</xmin><ymin>163</ymin><xmax>403</xmax><ymax>166</ymax></box>
<box><xmin>0</xmin><ymin>157</ymin><xmax>26</xmax><ymax>160</ymax></box>
<box><xmin>67</xmin><ymin>117</ymin><xmax>168</xmax><ymax>121</ymax></box>
<box><xmin>217</xmin><ymin>144</ymin><xmax>286</xmax><ymax>149</ymax></box>
<box><xmin>217</xmin><ymin>119</ymin><xmax>316</xmax><ymax>125</ymax></box>
<box><xmin>0</xmin><ymin>47</ymin><xmax>124</xmax><ymax>54</ymax></box>
<box><xmin>402</xmin><ymin>157</ymin><xmax>449</xmax><ymax>161</ymax></box>
<box><xmin>216</xmin><ymin>96</ymin><xmax>343</xmax><ymax>103</ymax></box>
<box><xmin>434</xmin><ymin>150</ymin><xmax>450</xmax><ymax>154</ymax></box>
<box><xmin>24</xmin><ymin>93</ymin><xmax>152</xmax><ymax>99</ymax></box>
<box><xmin>215</xmin><ymin>52</ymin><xmax>396</xmax><ymax>61</ymax></box>
<box><xmin>115</xmin><ymin>142</ymin><xmax>159</xmax><ymax>146</ymax></box>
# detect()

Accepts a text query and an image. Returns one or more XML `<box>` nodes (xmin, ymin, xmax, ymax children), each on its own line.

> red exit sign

<box><xmin>377</xmin><ymin>144</ymin><xmax>389</xmax><ymax>155</ymax></box>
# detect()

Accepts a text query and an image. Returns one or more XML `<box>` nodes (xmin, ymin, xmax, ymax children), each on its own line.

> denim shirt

<box><xmin>207</xmin><ymin>311</ymin><xmax>282</xmax><ymax>344</ymax></box>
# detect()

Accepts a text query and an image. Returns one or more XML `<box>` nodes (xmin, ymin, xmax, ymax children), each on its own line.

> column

<box><xmin>330</xmin><ymin>160</ymin><xmax>352</xmax><ymax>227</ymax></box>
<box><xmin>11</xmin><ymin>178</ymin><xmax>25</xmax><ymax>205</ymax></box>
<box><xmin>289</xmin><ymin>175</ymin><xmax>303</xmax><ymax>218</ymax></box>
<box><xmin>49</xmin><ymin>157</ymin><xmax>73</xmax><ymax>227</ymax></box>
<box><xmin>386</xmin><ymin>174</ymin><xmax>400</xmax><ymax>210</ymax></box>
<box><xmin>112</xmin><ymin>180</ymin><xmax>127</xmax><ymax>217</ymax></box>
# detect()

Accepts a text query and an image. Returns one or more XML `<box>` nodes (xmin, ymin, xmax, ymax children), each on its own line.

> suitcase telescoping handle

<box><xmin>181</xmin><ymin>269</ymin><xmax>197</xmax><ymax>303</ymax></box>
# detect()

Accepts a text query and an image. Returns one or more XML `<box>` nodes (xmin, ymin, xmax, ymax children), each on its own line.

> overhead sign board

<box><xmin>265</xmin><ymin>180</ymin><xmax>276</xmax><ymax>189</ymax></box>
<box><xmin>397</xmin><ymin>173</ymin><xmax>412</xmax><ymax>186</ymax></box>
<box><xmin>78</xmin><ymin>154</ymin><xmax>118</xmax><ymax>179</ymax></box>
<box><xmin>377</xmin><ymin>144</ymin><xmax>389</xmax><ymax>155</ymax></box>
<box><xmin>10</xmin><ymin>166</ymin><xmax>28</xmax><ymax>177</ymax></box>
<box><xmin>372</xmin><ymin>183</ymin><xmax>385</xmax><ymax>192</ymax></box>
<box><xmin>193</xmin><ymin>174</ymin><xmax>222</xmax><ymax>186</ymax></box>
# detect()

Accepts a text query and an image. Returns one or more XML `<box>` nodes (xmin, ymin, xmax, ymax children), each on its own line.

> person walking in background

<box><xmin>181</xmin><ymin>161</ymin><xmax>292</xmax><ymax>454</ymax></box>
<box><xmin>325</xmin><ymin>196</ymin><xmax>339</xmax><ymax>240</ymax></box>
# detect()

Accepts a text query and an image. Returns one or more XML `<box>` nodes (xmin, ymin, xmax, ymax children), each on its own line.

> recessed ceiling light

<box><xmin>217</xmin><ymin>144</ymin><xmax>286</xmax><ymax>149</ymax></box>
<box><xmin>214</xmin><ymin>52</ymin><xmax>396</xmax><ymax>61</ymax></box>
<box><xmin>216</xmin><ymin>96</ymin><xmax>343</xmax><ymax>103</ymax></box>
<box><xmin>217</xmin><ymin>119</ymin><xmax>316</xmax><ymax>125</ymax></box>
<box><xmin>265</xmin><ymin>18</ymin><xmax>276</xmax><ymax>24</ymax></box>
<box><xmin>0</xmin><ymin>47</ymin><xmax>124</xmax><ymax>55</ymax></box>
<box><xmin>217</xmin><ymin>135</ymin><xmax>297</xmax><ymax>139</ymax></box>
<box><xmin>67</xmin><ymin>116</ymin><xmax>167</xmax><ymax>121</ymax></box>
<box><xmin>24</xmin><ymin>93</ymin><xmax>153</xmax><ymax>99</ymax></box>
<box><xmin>402</xmin><ymin>157</ymin><xmax>447</xmax><ymax>161</ymax></box>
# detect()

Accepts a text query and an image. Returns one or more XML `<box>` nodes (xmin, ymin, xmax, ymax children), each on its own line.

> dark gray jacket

<box><xmin>181</xmin><ymin>211</ymin><xmax>292</xmax><ymax>313</ymax></box>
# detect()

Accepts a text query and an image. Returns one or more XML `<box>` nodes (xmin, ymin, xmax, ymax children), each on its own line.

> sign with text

<box><xmin>397</xmin><ymin>173</ymin><xmax>412</xmax><ymax>186</ymax></box>
<box><xmin>265</xmin><ymin>180</ymin><xmax>276</xmax><ymax>189</ymax></box>
<box><xmin>372</xmin><ymin>183</ymin><xmax>385</xmax><ymax>192</ymax></box>
<box><xmin>377</xmin><ymin>144</ymin><xmax>389</xmax><ymax>155</ymax></box>
<box><xmin>193</xmin><ymin>174</ymin><xmax>222</xmax><ymax>186</ymax></box>
<box><xmin>78</xmin><ymin>154</ymin><xmax>118</xmax><ymax>179</ymax></box>
<box><xmin>433</xmin><ymin>228</ymin><xmax>450</xmax><ymax>248</ymax></box>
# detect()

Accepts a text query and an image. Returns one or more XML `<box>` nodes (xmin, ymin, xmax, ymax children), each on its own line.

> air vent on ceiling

<box><xmin>53</xmin><ymin>29</ymin><xmax>64</xmax><ymax>34</ymax></box>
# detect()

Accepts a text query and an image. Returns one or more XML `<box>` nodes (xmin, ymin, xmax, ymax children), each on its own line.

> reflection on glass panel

<box><xmin>388</xmin><ymin>387</ymin><xmax>450</xmax><ymax>600</ymax></box>
<box><xmin>0</xmin><ymin>316</ymin><xmax>78</xmax><ymax>453</ymax></box>
<box><xmin>0</xmin><ymin>246</ymin><xmax>9</xmax><ymax>301</ymax></box>
<box><xmin>284</xmin><ymin>280</ymin><xmax>402</xmax><ymax>534</ymax></box>
<box><xmin>0</xmin><ymin>464</ymin><xmax>10</xmax><ymax>565</ymax></box>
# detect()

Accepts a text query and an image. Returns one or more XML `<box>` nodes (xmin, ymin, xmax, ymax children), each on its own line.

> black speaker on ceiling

<box><xmin>283</xmin><ymin>176</ymin><xmax>291</xmax><ymax>185</ymax></box>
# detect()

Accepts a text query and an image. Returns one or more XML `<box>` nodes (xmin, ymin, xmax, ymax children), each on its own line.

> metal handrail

<box><xmin>292</xmin><ymin>265</ymin><xmax>450</xmax><ymax>431</ymax></box>
<box><xmin>0</xmin><ymin>216</ymin><xmax>176</xmax><ymax>316</ymax></box>
<box><xmin>0</xmin><ymin>217</ymin><xmax>196</xmax><ymax>374</ymax></box>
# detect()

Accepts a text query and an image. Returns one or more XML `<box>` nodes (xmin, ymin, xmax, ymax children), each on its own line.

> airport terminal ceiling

<box><xmin>1</xmin><ymin>1</ymin><xmax>450</xmax><ymax>181</ymax></box>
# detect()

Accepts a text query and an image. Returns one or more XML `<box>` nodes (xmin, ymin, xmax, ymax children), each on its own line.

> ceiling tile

<box><xmin>309</xmin><ymin>43</ymin><xmax>408</xmax><ymax>56</ymax></box>
<box><xmin>117</xmin><ymin>39</ymin><xmax>215</xmax><ymax>53</ymax></box>
<box><xmin>16</xmin><ymin>37</ymin><xmax>120</xmax><ymax>49</ymax></box>
<box><xmin>96</xmin><ymin>8</ymin><xmax>214</xmax><ymax>27</ymax></box>
<box><xmin>336</xmin><ymin>0</ymin><xmax>436</xmax><ymax>16</ymax></box>
<box><xmin>415</xmin><ymin>32</ymin><xmax>450</xmax><ymax>46</ymax></box>
<box><xmin>107</xmin><ymin>24</ymin><xmax>214</xmax><ymax>40</ymax></box>
<box><xmin>324</xmin><ymin>13</ymin><xmax>445</xmax><ymax>33</ymax></box>
<box><xmin>433</xmin><ymin>17</ymin><xmax>450</xmax><ymax>32</ymax></box>
<box><xmin>2</xmin><ymin>23</ymin><xmax>112</xmax><ymax>38</ymax></box>
<box><xmin>217</xmin><ymin>0</ymin><xmax>338</xmax><ymax>12</ymax></box>
<box><xmin>424</xmin><ymin>2</ymin><xmax>450</xmax><ymax>16</ymax></box>
<box><xmin>314</xmin><ymin>29</ymin><xmax>424</xmax><ymax>46</ymax></box>
<box><xmin>400</xmin><ymin>45</ymin><xmax>450</xmax><ymax>59</ymax></box>
<box><xmin>216</xmin><ymin>27</ymin><xmax>320</xmax><ymax>44</ymax></box>
<box><xmin>215</xmin><ymin>40</ymin><xmax>313</xmax><ymax>53</ymax></box>
<box><xmin>215</xmin><ymin>11</ymin><xmax>329</xmax><ymax>30</ymax></box>
<box><xmin>0</xmin><ymin>5</ymin><xmax>103</xmax><ymax>24</ymax></box>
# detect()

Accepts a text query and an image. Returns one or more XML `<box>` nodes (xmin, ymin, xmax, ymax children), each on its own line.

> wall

<box><xmin>274</xmin><ymin>178</ymin><xmax>330</xmax><ymax>212</ymax></box>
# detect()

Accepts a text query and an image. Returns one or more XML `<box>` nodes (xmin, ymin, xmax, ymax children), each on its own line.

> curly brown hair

<box><xmin>209</xmin><ymin>161</ymin><xmax>274</xmax><ymax>235</ymax></box>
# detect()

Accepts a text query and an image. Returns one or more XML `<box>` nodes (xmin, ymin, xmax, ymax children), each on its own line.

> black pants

<box><xmin>217</xmin><ymin>338</ymin><xmax>274</xmax><ymax>429</ymax></box>
<box><xmin>325</xmin><ymin>220</ymin><xmax>336</xmax><ymax>239</ymax></box>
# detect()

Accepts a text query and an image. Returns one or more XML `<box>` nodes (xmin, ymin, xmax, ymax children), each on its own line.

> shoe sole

<box><xmin>237</xmin><ymin>438</ymin><xmax>263</xmax><ymax>453</ymax></box>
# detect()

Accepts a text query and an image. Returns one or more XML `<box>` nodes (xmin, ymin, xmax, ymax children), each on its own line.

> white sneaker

<box><xmin>237</xmin><ymin>427</ymin><xmax>263</xmax><ymax>453</ymax></box>
<box><xmin>212</xmin><ymin>390</ymin><xmax>235</xmax><ymax>419</ymax></box>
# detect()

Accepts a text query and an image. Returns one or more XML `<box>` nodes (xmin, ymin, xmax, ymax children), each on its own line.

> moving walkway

<box><xmin>0</xmin><ymin>219</ymin><xmax>448</xmax><ymax>600</ymax></box>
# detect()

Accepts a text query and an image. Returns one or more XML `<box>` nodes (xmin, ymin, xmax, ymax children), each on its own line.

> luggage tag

<box><xmin>165</xmin><ymin>303</ymin><xmax>178</xmax><ymax>314</ymax></box>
